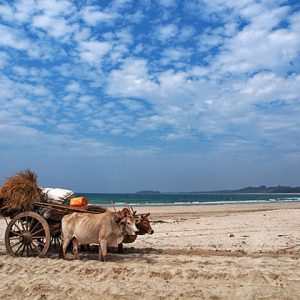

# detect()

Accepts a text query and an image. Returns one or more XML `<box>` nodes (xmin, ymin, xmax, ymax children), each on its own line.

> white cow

<box><xmin>61</xmin><ymin>210</ymin><xmax>138</xmax><ymax>261</ymax></box>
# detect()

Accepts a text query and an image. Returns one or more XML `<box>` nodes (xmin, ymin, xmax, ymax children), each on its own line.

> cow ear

<box><xmin>145</xmin><ymin>213</ymin><xmax>150</xmax><ymax>217</ymax></box>
<box><xmin>114</xmin><ymin>216</ymin><xmax>122</xmax><ymax>223</ymax></box>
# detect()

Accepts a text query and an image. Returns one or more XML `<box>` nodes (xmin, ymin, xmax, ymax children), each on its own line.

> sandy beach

<box><xmin>0</xmin><ymin>202</ymin><xmax>300</xmax><ymax>299</ymax></box>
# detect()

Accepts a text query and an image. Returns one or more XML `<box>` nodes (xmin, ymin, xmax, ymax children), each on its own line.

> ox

<box><xmin>61</xmin><ymin>210</ymin><xmax>138</xmax><ymax>261</ymax></box>
<box><xmin>136</xmin><ymin>213</ymin><xmax>154</xmax><ymax>235</ymax></box>
<box><xmin>118</xmin><ymin>208</ymin><xmax>154</xmax><ymax>235</ymax></box>
<box><xmin>118</xmin><ymin>212</ymin><xmax>154</xmax><ymax>252</ymax></box>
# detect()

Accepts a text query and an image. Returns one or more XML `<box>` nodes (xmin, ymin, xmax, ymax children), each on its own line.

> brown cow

<box><xmin>61</xmin><ymin>210</ymin><xmax>138</xmax><ymax>261</ymax></box>
<box><xmin>136</xmin><ymin>213</ymin><xmax>154</xmax><ymax>235</ymax></box>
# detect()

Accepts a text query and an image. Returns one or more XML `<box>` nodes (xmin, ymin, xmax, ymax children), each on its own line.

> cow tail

<box><xmin>59</xmin><ymin>234</ymin><xmax>64</xmax><ymax>259</ymax></box>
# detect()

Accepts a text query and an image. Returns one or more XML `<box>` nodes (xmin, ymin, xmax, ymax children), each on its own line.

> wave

<box><xmin>84</xmin><ymin>192</ymin><xmax>300</xmax><ymax>207</ymax></box>
<box><xmin>111</xmin><ymin>198</ymin><xmax>300</xmax><ymax>207</ymax></box>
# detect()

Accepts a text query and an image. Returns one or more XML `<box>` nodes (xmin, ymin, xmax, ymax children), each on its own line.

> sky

<box><xmin>0</xmin><ymin>0</ymin><xmax>300</xmax><ymax>193</ymax></box>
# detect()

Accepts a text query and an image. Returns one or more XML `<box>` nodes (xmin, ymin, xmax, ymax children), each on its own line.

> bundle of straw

<box><xmin>0</xmin><ymin>170</ymin><xmax>42</xmax><ymax>212</ymax></box>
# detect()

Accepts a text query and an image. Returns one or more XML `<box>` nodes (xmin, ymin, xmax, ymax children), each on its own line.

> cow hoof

<box><xmin>118</xmin><ymin>244</ymin><xmax>124</xmax><ymax>253</ymax></box>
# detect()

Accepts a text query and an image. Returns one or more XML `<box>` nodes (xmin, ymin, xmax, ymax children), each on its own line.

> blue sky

<box><xmin>0</xmin><ymin>0</ymin><xmax>300</xmax><ymax>192</ymax></box>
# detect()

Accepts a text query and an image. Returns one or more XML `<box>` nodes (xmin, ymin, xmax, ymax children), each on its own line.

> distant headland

<box><xmin>200</xmin><ymin>185</ymin><xmax>300</xmax><ymax>193</ymax></box>
<box><xmin>136</xmin><ymin>190</ymin><xmax>161</xmax><ymax>195</ymax></box>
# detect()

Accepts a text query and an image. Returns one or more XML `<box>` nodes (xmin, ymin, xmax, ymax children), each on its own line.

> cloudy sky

<box><xmin>0</xmin><ymin>0</ymin><xmax>300</xmax><ymax>192</ymax></box>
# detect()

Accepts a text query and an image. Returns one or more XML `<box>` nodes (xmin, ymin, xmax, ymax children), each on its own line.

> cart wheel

<box><xmin>5</xmin><ymin>211</ymin><xmax>51</xmax><ymax>258</ymax></box>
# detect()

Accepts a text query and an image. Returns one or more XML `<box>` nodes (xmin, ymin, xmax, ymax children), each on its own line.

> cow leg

<box><xmin>99</xmin><ymin>240</ymin><xmax>108</xmax><ymax>262</ymax></box>
<box><xmin>61</xmin><ymin>234</ymin><xmax>73</xmax><ymax>260</ymax></box>
<box><xmin>72</xmin><ymin>238</ymin><xmax>80</xmax><ymax>260</ymax></box>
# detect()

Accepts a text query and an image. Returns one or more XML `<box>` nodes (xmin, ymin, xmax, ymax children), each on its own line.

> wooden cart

<box><xmin>1</xmin><ymin>201</ymin><xmax>107</xmax><ymax>258</ymax></box>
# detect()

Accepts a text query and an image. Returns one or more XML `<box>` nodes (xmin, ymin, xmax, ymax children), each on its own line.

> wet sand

<box><xmin>0</xmin><ymin>202</ymin><xmax>300</xmax><ymax>299</ymax></box>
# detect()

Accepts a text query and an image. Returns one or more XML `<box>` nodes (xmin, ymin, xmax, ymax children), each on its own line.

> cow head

<box><xmin>120</xmin><ymin>211</ymin><xmax>139</xmax><ymax>235</ymax></box>
<box><xmin>135</xmin><ymin>213</ymin><xmax>154</xmax><ymax>235</ymax></box>
<box><xmin>114</xmin><ymin>208</ymin><xmax>132</xmax><ymax>223</ymax></box>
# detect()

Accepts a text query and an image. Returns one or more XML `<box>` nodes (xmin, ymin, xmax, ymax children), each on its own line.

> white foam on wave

<box><xmin>112</xmin><ymin>198</ymin><xmax>300</xmax><ymax>206</ymax></box>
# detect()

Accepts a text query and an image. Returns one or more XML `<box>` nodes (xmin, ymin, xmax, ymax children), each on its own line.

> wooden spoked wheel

<box><xmin>5</xmin><ymin>211</ymin><xmax>51</xmax><ymax>258</ymax></box>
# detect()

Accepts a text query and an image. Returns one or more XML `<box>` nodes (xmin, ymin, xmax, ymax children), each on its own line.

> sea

<box><xmin>79</xmin><ymin>193</ymin><xmax>300</xmax><ymax>207</ymax></box>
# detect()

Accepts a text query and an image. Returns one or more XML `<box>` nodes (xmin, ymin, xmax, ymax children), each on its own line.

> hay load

<box><xmin>0</xmin><ymin>169</ymin><xmax>43</xmax><ymax>214</ymax></box>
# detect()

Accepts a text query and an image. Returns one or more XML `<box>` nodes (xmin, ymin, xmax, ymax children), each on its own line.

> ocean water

<box><xmin>79</xmin><ymin>193</ymin><xmax>300</xmax><ymax>207</ymax></box>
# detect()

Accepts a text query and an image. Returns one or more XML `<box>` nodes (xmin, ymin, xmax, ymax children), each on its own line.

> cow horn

<box><xmin>112</xmin><ymin>201</ymin><xmax>117</xmax><ymax>213</ymax></box>
<box><xmin>145</xmin><ymin>213</ymin><xmax>150</xmax><ymax>217</ymax></box>
<box><xmin>130</xmin><ymin>206</ymin><xmax>137</xmax><ymax>215</ymax></box>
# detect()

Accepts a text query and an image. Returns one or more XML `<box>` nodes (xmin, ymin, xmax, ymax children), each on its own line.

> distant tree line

<box><xmin>206</xmin><ymin>185</ymin><xmax>300</xmax><ymax>193</ymax></box>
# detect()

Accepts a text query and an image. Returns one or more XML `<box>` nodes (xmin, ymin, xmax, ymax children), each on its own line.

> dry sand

<box><xmin>0</xmin><ymin>202</ymin><xmax>300</xmax><ymax>299</ymax></box>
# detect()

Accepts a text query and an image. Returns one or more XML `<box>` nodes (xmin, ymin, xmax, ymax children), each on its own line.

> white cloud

<box><xmin>56</xmin><ymin>122</ymin><xmax>76</xmax><ymax>132</ymax></box>
<box><xmin>115</xmin><ymin>28</ymin><xmax>133</xmax><ymax>44</ymax></box>
<box><xmin>220</xmin><ymin>28</ymin><xmax>299</xmax><ymax>73</ymax></box>
<box><xmin>73</xmin><ymin>27</ymin><xmax>92</xmax><ymax>43</ymax></box>
<box><xmin>155</xmin><ymin>24</ymin><xmax>178</xmax><ymax>43</ymax></box>
<box><xmin>1</xmin><ymin>0</ymin><xmax>75</xmax><ymax>25</ymax></box>
<box><xmin>0</xmin><ymin>24</ymin><xmax>50</xmax><ymax>58</ymax></box>
<box><xmin>35</xmin><ymin>0</ymin><xmax>76</xmax><ymax>17</ymax></box>
<box><xmin>212</xmin><ymin>6</ymin><xmax>300</xmax><ymax>74</ymax></box>
<box><xmin>0</xmin><ymin>1</ymin><xmax>36</xmax><ymax>23</ymax></box>
<box><xmin>65</xmin><ymin>82</ymin><xmax>81</xmax><ymax>93</ymax></box>
<box><xmin>189</xmin><ymin>66</ymin><xmax>209</xmax><ymax>77</ymax></box>
<box><xmin>32</xmin><ymin>14</ymin><xmax>76</xmax><ymax>40</ymax></box>
<box><xmin>164</xmin><ymin>131</ymin><xmax>190</xmax><ymax>141</ymax></box>
<box><xmin>135</xmin><ymin>114</ymin><xmax>174</xmax><ymax>132</ymax></box>
<box><xmin>290</xmin><ymin>11</ymin><xmax>300</xmax><ymax>31</ymax></box>
<box><xmin>11</xmin><ymin>66</ymin><xmax>50</xmax><ymax>80</ymax></box>
<box><xmin>121</xmin><ymin>99</ymin><xmax>145</xmax><ymax>111</ymax></box>
<box><xmin>198</xmin><ymin>33</ymin><xmax>224</xmax><ymax>52</ymax></box>
<box><xmin>81</xmin><ymin>6</ymin><xmax>117</xmax><ymax>26</ymax></box>
<box><xmin>239</xmin><ymin>72</ymin><xmax>300</xmax><ymax>101</ymax></box>
<box><xmin>107</xmin><ymin>58</ymin><xmax>159</xmax><ymax>99</ymax></box>
<box><xmin>0</xmin><ymin>3</ymin><xmax>14</xmax><ymax>22</ymax></box>
<box><xmin>158</xmin><ymin>0</ymin><xmax>177</xmax><ymax>8</ymax></box>
<box><xmin>133</xmin><ymin>43</ymin><xmax>144</xmax><ymax>54</ymax></box>
<box><xmin>124</xmin><ymin>10</ymin><xmax>144</xmax><ymax>23</ymax></box>
<box><xmin>110</xmin><ymin>0</ymin><xmax>133</xmax><ymax>11</ymax></box>
<box><xmin>0</xmin><ymin>24</ymin><xmax>31</xmax><ymax>51</ymax></box>
<box><xmin>79</xmin><ymin>40</ymin><xmax>112</xmax><ymax>65</ymax></box>
<box><xmin>178</xmin><ymin>25</ymin><xmax>196</xmax><ymax>41</ymax></box>
<box><xmin>0</xmin><ymin>51</ymin><xmax>9</xmax><ymax>68</ymax></box>
<box><xmin>0</xmin><ymin>75</ymin><xmax>53</xmax><ymax>129</ymax></box>
<box><xmin>14</xmin><ymin>0</ymin><xmax>36</xmax><ymax>22</ymax></box>
<box><xmin>161</xmin><ymin>47</ymin><xmax>191</xmax><ymax>64</ymax></box>
<box><xmin>109</xmin><ymin>43</ymin><xmax>130</xmax><ymax>63</ymax></box>
<box><xmin>76</xmin><ymin>95</ymin><xmax>96</xmax><ymax>112</ymax></box>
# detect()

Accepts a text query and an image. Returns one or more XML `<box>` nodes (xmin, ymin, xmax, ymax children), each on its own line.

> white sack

<box><xmin>42</xmin><ymin>188</ymin><xmax>74</xmax><ymax>201</ymax></box>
